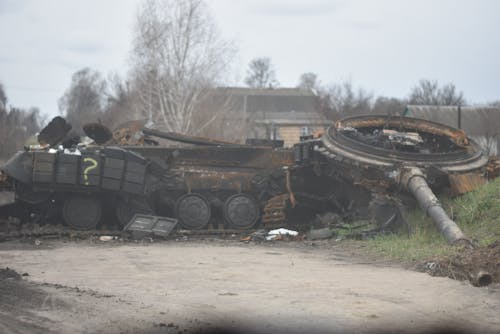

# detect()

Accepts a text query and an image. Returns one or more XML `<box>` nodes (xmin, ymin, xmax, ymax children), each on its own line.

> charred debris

<box><xmin>0</xmin><ymin>115</ymin><xmax>493</xmax><ymax>244</ymax></box>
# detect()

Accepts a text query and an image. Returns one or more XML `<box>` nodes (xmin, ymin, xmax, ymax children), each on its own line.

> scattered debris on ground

<box><xmin>123</xmin><ymin>214</ymin><xmax>178</xmax><ymax>239</ymax></box>
<box><xmin>240</xmin><ymin>228</ymin><xmax>306</xmax><ymax>242</ymax></box>
<box><xmin>98</xmin><ymin>235</ymin><xmax>114</xmax><ymax>242</ymax></box>
<box><xmin>420</xmin><ymin>241</ymin><xmax>500</xmax><ymax>286</ymax></box>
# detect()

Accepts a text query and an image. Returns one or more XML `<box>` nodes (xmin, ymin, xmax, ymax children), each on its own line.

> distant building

<box><xmin>210</xmin><ymin>87</ymin><xmax>329</xmax><ymax>147</ymax></box>
<box><xmin>404</xmin><ymin>105</ymin><xmax>500</xmax><ymax>156</ymax></box>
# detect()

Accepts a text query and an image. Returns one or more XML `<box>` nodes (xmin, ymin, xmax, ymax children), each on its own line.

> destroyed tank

<box><xmin>0</xmin><ymin>115</ymin><xmax>490</xmax><ymax>243</ymax></box>
<box><xmin>0</xmin><ymin>117</ymin><xmax>300</xmax><ymax>231</ymax></box>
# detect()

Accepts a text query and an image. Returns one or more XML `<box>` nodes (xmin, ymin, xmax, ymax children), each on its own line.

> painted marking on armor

<box><xmin>83</xmin><ymin>157</ymin><xmax>98</xmax><ymax>185</ymax></box>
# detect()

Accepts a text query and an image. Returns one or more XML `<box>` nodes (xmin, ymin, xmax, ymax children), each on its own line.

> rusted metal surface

<box><xmin>182</xmin><ymin>169</ymin><xmax>256</xmax><ymax>193</ymax></box>
<box><xmin>129</xmin><ymin>146</ymin><xmax>295</xmax><ymax>169</ymax></box>
<box><xmin>448</xmin><ymin>172</ymin><xmax>487</xmax><ymax>196</ymax></box>
<box><xmin>486</xmin><ymin>158</ymin><xmax>500</xmax><ymax>180</ymax></box>
<box><xmin>297</xmin><ymin>115</ymin><xmax>489</xmax><ymax>243</ymax></box>
<box><xmin>262</xmin><ymin>194</ymin><xmax>289</xmax><ymax>227</ymax></box>
<box><xmin>111</xmin><ymin>119</ymin><xmax>148</xmax><ymax>145</ymax></box>
<box><xmin>0</xmin><ymin>114</ymin><xmax>490</xmax><ymax>240</ymax></box>
<box><xmin>142</xmin><ymin>128</ymin><xmax>243</xmax><ymax>147</ymax></box>
<box><xmin>328</xmin><ymin>116</ymin><xmax>484</xmax><ymax>170</ymax></box>
<box><xmin>336</xmin><ymin>115</ymin><xmax>469</xmax><ymax>147</ymax></box>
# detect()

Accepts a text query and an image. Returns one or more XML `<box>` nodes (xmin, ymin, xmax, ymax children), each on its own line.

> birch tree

<box><xmin>130</xmin><ymin>0</ymin><xmax>234</xmax><ymax>133</ymax></box>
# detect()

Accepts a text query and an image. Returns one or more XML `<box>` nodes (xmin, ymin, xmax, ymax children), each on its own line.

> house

<box><xmin>210</xmin><ymin>87</ymin><xmax>330</xmax><ymax>147</ymax></box>
<box><xmin>404</xmin><ymin>105</ymin><xmax>500</xmax><ymax>156</ymax></box>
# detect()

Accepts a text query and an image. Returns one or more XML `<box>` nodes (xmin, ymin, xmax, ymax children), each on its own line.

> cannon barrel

<box><xmin>403</xmin><ymin>168</ymin><xmax>468</xmax><ymax>245</ymax></box>
<box><xmin>142</xmin><ymin>128</ymin><xmax>243</xmax><ymax>147</ymax></box>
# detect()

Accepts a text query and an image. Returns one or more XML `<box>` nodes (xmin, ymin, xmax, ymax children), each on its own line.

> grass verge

<box><xmin>366</xmin><ymin>177</ymin><xmax>500</xmax><ymax>263</ymax></box>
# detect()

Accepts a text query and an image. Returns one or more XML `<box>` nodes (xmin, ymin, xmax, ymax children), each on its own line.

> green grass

<box><xmin>367</xmin><ymin>177</ymin><xmax>500</xmax><ymax>263</ymax></box>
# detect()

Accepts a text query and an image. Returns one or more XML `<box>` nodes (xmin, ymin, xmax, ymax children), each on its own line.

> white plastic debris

<box><xmin>79</xmin><ymin>136</ymin><xmax>94</xmax><ymax>146</ymax></box>
<box><xmin>268</xmin><ymin>228</ymin><xmax>299</xmax><ymax>236</ymax></box>
<box><xmin>386</xmin><ymin>170</ymin><xmax>400</xmax><ymax>180</ymax></box>
<box><xmin>99</xmin><ymin>236</ymin><xmax>114</xmax><ymax>242</ymax></box>
<box><xmin>48</xmin><ymin>148</ymin><xmax>58</xmax><ymax>154</ymax></box>
<box><xmin>63</xmin><ymin>148</ymin><xmax>81</xmax><ymax>156</ymax></box>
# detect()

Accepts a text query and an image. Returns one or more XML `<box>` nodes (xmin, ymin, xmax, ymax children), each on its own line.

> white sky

<box><xmin>0</xmin><ymin>0</ymin><xmax>499</xmax><ymax>117</ymax></box>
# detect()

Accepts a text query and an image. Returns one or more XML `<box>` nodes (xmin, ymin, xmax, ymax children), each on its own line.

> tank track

<box><xmin>262</xmin><ymin>194</ymin><xmax>289</xmax><ymax>227</ymax></box>
<box><xmin>0</xmin><ymin>219</ymin><xmax>260</xmax><ymax>242</ymax></box>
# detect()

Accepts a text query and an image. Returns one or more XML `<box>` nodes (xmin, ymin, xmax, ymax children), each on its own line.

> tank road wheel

<box><xmin>115</xmin><ymin>196</ymin><xmax>154</xmax><ymax>227</ymax></box>
<box><xmin>176</xmin><ymin>193</ymin><xmax>211</xmax><ymax>230</ymax></box>
<box><xmin>223</xmin><ymin>194</ymin><xmax>259</xmax><ymax>230</ymax></box>
<box><xmin>63</xmin><ymin>196</ymin><xmax>102</xmax><ymax>230</ymax></box>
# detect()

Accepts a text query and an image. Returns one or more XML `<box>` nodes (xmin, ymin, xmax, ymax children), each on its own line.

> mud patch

<box><xmin>420</xmin><ymin>241</ymin><xmax>500</xmax><ymax>286</ymax></box>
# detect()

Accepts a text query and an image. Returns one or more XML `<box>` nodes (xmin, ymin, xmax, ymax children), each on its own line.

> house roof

<box><xmin>251</xmin><ymin>111</ymin><xmax>330</xmax><ymax>126</ymax></box>
<box><xmin>214</xmin><ymin>87</ymin><xmax>316</xmax><ymax>97</ymax></box>
<box><xmin>405</xmin><ymin>105</ymin><xmax>500</xmax><ymax>136</ymax></box>
<box><xmin>211</xmin><ymin>87</ymin><xmax>321</xmax><ymax>115</ymax></box>
<box><xmin>210</xmin><ymin>86</ymin><xmax>326</xmax><ymax>126</ymax></box>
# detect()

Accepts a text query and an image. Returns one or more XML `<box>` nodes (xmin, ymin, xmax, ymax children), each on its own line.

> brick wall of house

<box><xmin>278</xmin><ymin>127</ymin><xmax>301</xmax><ymax>147</ymax></box>
<box><xmin>277</xmin><ymin>126</ymin><xmax>325</xmax><ymax>147</ymax></box>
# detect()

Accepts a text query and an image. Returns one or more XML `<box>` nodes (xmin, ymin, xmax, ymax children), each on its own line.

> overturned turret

<box><xmin>294</xmin><ymin>115</ymin><xmax>488</xmax><ymax>244</ymax></box>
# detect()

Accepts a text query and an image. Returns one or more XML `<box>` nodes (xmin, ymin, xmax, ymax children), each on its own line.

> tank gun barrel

<box><xmin>142</xmin><ymin>128</ymin><xmax>244</xmax><ymax>147</ymax></box>
<box><xmin>402</xmin><ymin>168</ymin><xmax>468</xmax><ymax>245</ymax></box>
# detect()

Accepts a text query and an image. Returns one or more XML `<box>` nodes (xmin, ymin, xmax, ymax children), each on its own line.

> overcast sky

<box><xmin>0</xmin><ymin>0</ymin><xmax>499</xmax><ymax>117</ymax></box>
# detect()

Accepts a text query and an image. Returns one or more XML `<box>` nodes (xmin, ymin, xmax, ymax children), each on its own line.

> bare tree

<box><xmin>487</xmin><ymin>100</ymin><xmax>500</xmax><ymax>108</ymax></box>
<box><xmin>0</xmin><ymin>82</ymin><xmax>7</xmax><ymax>110</ymax></box>
<box><xmin>100</xmin><ymin>74</ymin><xmax>142</xmax><ymax>129</ymax></box>
<box><xmin>0</xmin><ymin>84</ymin><xmax>43</xmax><ymax>159</ymax></box>
<box><xmin>297</xmin><ymin>72</ymin><xmax>318</xmax><ymax>91</ymax></box>
<box><xmin>372</xmin><ymin>96</ymin><xmax>407</xmax><ymax>115</ymax></box>
<box><xmin>58</xmin><ymin>68</ymin><xmax>107</xmax><ymax>134</ymax></box>
<box><xmin>321</xmin><ymin>81</ymin><xmax>372</xmax><ymax>119</ymax></box>
<box><xmin>130</xmin><ymin>0</ymin><xmax>235</xmax><ymax>133</ymax></box>
<box><xmin>189</xmin><ymin>91</ymin><xmax>246</xmax><ymax>142</ymax></box>
<box><xmin>244</xmin><ymin>57</ymin><xmax>279</xmax><ymax>88</ymax></box>
<box><xmin>409</xmin><ymin>79</ymin><xmax>465</xmax><ymax>106</ymax></box>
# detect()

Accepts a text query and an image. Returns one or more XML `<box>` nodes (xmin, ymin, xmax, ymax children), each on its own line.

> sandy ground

<box><xmin>1</xmin><ymin>239</ymin><xmax>499</xmax><ymax>334</ymax></box>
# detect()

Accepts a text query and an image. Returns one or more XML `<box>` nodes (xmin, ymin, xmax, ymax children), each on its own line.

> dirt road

<box><xmin>1</xmin><ymin>239</ymin><xmax>499</xmax><ymax>334</ymax></box>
